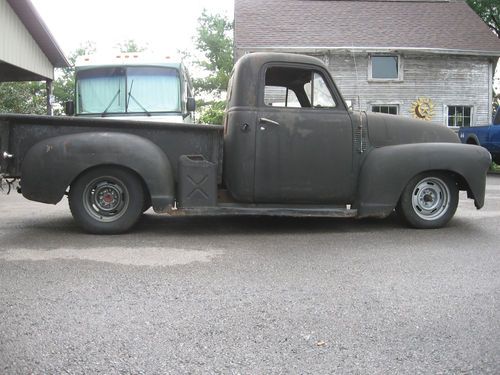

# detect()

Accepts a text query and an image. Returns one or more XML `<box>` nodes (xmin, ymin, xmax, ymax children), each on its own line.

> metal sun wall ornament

<box><xmin>410</xmin><ymin>97</ymin><xmax>435</xmax><ymax>121</ymax></box>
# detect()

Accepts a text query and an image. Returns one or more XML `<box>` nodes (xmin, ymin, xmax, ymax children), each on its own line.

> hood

<box><xmin>364</xmin><ymin>112</ymin><xmax>459</xmax><ymax>147</ymax></box>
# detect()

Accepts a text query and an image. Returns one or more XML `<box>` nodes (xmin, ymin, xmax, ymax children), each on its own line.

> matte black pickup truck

<box><xmin>0</xmin><ymin>53</ymin><xmax>491</xmax><ymax>233</ymax></box>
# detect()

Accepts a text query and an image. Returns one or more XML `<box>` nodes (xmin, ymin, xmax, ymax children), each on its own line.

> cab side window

<box><xmin>264</xmin><ymin>66</ymin><xmax>336</xmax><ymax>109</ymax></box>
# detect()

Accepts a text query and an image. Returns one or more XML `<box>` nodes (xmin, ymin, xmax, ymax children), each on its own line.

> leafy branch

<box><xmin>467</xmin><ymin>0</ymin><xmax>500</xmax><ymax>38</ymax></box>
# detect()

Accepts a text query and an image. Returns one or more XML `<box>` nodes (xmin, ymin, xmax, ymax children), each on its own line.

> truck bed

<box><xmin>0</xmin><ymin>114</ymin><xmax>224</xmax><ymax>181</ymax></box>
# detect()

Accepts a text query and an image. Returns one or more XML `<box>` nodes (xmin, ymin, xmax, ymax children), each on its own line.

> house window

<box><xmin>369</xmin><ymin>55</ymin><xmax>401</xmax><ymax>80</ymax></box>
<box><xmin>447</xmin><ymin>106</ymin><xmax>472</xmax><ymax>127</ymax></box>
<box><xmin>372</xmin><ymin>105</ymin><xmax>399</xmax><ymax>115</ymax></box>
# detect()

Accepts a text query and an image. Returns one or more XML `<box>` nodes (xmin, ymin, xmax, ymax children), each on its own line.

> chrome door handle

<box><xmin>259</xmin><ymin>118</ymin><xmax>280</xmax><ymax>127</ymax></box>
<box><xmin>2</xmin><ymin>152</ymin><xmax>13</xmax><ymax>160</ymax></box>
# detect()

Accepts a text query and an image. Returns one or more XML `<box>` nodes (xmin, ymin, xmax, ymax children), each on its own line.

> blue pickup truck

<box><xmin>458</xmin><ymin>109</ymin><xmax>500</xmax><ymax>164</ymax></box>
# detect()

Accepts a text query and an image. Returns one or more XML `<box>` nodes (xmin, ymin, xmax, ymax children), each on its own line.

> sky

<box><xmin>31</xmin><ymin>0</ymin><xmax>234</xmax><ymax>57</ymax></box>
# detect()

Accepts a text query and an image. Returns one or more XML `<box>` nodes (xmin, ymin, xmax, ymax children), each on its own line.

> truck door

<box><xmin>254</xmin><ymin>65</ymin><xmax>354</xmax><ymax>204</ymax></box>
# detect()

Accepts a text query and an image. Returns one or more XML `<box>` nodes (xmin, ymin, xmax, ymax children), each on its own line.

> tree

<box><xmin>192</xmin><ymin>10</ymin><xmax>234</xmax><ymax>124</ymax></box>
<box><xmin>197</xmin><ymin>100</ymin><xmax>226</xmax><ymax>125</ymax></box>
<box><xmin>467</xmin><ymin>0</ymin><xmax>500</xmax><ymax>38</ymax></box>
<box><xmin>0</xmin><ymin>81</ymin><xmax>47</xmax><ymax>114</ymax></box>
<box><xmin>116</xmin><ymin>39</ymin><xmax>147</xmax><ymax>53</ymax></box>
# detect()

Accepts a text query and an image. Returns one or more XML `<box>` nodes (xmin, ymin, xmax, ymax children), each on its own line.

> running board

<box><xmin>168</xmin><ymin>204</ymin><xmax>358</xmax><ymax>218</ymax></box>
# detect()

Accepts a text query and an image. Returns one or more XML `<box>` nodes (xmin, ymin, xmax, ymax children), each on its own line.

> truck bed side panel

<box><xmin>0</xmin><ymin>115</ymin><xmax>223</xmax><ymax>182</ymax></box>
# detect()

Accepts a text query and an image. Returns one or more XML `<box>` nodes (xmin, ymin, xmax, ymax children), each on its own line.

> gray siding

<box><xmin>494</xmin><ymin>59</ymin><xmax>500</xmax><ymax>95</ymax></box>
<box><xmin>323</xmin><ymin>52</ymin><xmax>492</xmax><ymax>127</ymax></box>
<box><xmin>0</xmin><ymin>0</ymin><xmax>53</xmax><ymax>80</ymax></box>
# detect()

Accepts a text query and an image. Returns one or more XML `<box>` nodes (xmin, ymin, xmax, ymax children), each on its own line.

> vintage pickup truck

<box><xmin>458</xmin><ymin>109</ymin><xmax>500</xmax><ymax>164</ymax></box>
<box><xmin>0</xmin><ymin>53</ymin><xmax>492</xmax><ymax>233</ymax></box>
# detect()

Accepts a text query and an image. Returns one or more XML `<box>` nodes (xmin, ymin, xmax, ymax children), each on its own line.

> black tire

<box><xmin>397</xmin><ymin>172</ymin><xmax>459</xmax><ymax>229</ymax></box>
<box><xmin>69</xmin><ymin>167</ymin><xmax>145</xmax><ymax>234</ymax></box>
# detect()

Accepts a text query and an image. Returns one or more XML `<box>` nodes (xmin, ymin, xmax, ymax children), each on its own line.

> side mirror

<box><xmin>186</xmin><ymin>97</ymin><xmax>196</xmax><ymax>112</ymax></box>
<box><xmin>64</xmin><ymin>101</ymin><xmax>75</xmax><ymax>116</ymax></box>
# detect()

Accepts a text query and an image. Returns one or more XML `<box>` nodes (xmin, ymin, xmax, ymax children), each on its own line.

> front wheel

<box><xmin>69</xmin><ymin>167</ymin><xmax>145</xmax><ymax>234</ymax></box>
<box><xmin>397</xmin><ymin>172</ymin><xmax>458</xmax><ymax>229</ymax></box>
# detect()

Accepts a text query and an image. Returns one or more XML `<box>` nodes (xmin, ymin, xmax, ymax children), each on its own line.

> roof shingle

<box><xmin>235</xmin><ymin>0</ymin><xmax>500</xmax><ymax>56</ymax></box>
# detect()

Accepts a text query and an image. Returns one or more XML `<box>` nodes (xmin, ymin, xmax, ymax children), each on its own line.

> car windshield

<box><xmin>76</xmin><ymin>66</ymin><xmax>181</xmax><ymax>115</ymax></box>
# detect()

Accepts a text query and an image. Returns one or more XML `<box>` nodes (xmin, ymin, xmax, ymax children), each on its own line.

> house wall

<box><xmin>494</xmin><ymin>59</ymin><xmax>500</xmax><ymax>99</ymax></box>
<box><xmin>321</xmin><ymin>52</ymin><xmax>492</xmax><ymax>127</ymax></box>
<box><xmin>0</xmin><ymin>0</ymin><xmax>54</xmax><ymax>80</ymax></box>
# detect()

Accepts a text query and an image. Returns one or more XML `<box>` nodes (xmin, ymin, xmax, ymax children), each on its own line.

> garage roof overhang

<box><xmin>0</xmin><ymin>60</ymin><xmax>52</xmax><ymax>82</ymax></box>
<box><xmin>1</xmin><ymin>0</ymin><xmax>69</xmax><ymax>82</ymax></box>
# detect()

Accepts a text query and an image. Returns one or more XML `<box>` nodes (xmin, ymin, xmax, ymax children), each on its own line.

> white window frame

<box><xmin>445</xmin><ymin>105</ymin><xmax>474</xmax><ymax>128</ymax></box>
<box><xmin>368</xmin><ymin>54</ymin><xmax>403</xmax><ymax>82</ymax></box>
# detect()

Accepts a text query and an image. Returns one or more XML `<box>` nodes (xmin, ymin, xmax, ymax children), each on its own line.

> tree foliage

<box><xmin>0</xmin><ymin>81</ymin><xmax>47</xmax><ymax>114</ymax></box>
<box><xmin>467</xmin><ymin>0</ymin><xmax>500</xmax><ymax>38</ymax></box>
<box><xmin>192</xmin><ymin>10</ymin><xmax>234</xmax><ymax>124</ymax></box>
<box><xmin>194</xmin><ymin>10</ymin><xmax>233</xmax><ymax>95</ymax></box>
<box><xmin>197</xmin><ymin>100</ymin><xmax>226</xmax><ymax>125</ymax></box>
<box><xmin>116</xmin><ymin>39</ymin><xmax>147</xmax><ymax>53</ymax></box>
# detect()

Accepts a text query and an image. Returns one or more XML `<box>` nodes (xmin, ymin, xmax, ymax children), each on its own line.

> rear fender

<box><xmin>21</xmin><ymin>132</ymin><xmax>175</xmax><ymax>212</ymax></box>
<box><xmin>355</xmin><ymin>143</ymin><xmax>491</xmax><ymax>218</ymax></box>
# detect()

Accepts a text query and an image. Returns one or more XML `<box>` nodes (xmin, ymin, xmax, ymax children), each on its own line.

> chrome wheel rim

<box><xmin>82</xmin><ymin>176</ymin><xmax>129</xmax><ymax>222</ymax></box>
<box><xmin>411</xmin><ymin>177</ymin><xmax>450</xmax><ymax>221</ymax></box>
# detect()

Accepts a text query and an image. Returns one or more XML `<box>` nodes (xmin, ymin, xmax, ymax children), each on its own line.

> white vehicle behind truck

<box><xmin>65</xmin><ymin>53</ymin><xmax>196</xmax><ymax>122</ymax></box>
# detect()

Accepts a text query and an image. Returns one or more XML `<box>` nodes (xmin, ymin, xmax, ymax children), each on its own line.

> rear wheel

<box><xmin>69</xmin><ymin>167</ymin><xmax>145</xmax><ymax>234</ymax></box>
<box><xmin>397</xmin><ymin>172</ymin><xmax>458</xmax><ymax>229</ymax></box>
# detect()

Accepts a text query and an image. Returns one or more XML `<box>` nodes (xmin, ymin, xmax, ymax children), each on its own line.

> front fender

<box><xmin>355</xmin><ymin>143</ymin><xmax>491</xmax><ymax>218</ymax></box>
<box><xmin>21</xmin><ymin>132</ymin><xmax>175</xmax><ymax>212</ymax></box>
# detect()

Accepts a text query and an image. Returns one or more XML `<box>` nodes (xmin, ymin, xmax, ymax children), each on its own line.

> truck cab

<box><xmin>224</xmin><ymin>53</ymin><xmax>357</xmax><ymax>205</ymax></box>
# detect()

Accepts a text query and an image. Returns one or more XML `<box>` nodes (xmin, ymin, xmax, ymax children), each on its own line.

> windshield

<box><xmin>76</xmin><ymin>66</ymin><xmax>181</xmax><ymax>115</ymax></box>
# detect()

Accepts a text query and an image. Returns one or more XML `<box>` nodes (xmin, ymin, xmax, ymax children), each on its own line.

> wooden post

<box><xmin>46</xmin><ymin>79</ymin><xmax>53</xmax><ymax>116</ymax></box>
